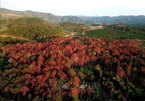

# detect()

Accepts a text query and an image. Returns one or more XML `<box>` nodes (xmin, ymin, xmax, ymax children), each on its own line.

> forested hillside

<box><xmin>0</xmin><ymin>17</ymin><xmax>65</xmax><ymax>47</ymax></box>
<box><xmin>0</xmin><ymin>37</ymin><xmax>145</xmax><ymax>101</ymax></box>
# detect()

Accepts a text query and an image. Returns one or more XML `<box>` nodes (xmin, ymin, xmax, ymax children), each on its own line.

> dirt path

<box><xmin>0</xmin><ymin>34</ymin><xmax>29</xmax><ymax>41</ymax></box>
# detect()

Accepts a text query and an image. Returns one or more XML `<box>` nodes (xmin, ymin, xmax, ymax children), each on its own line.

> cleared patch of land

<box><xmin>0</xmin><ymin>34</ymin><xmax>29</xmax><ymax>41</ymax></box>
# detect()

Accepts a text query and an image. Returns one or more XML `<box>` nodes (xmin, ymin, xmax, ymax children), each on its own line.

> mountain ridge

<box><xmin>1</xmin><ymin>8</ymin><xmax>145</xmax><ymax>25</ymax></box>
<box><xmin>0</xmin><ymin>8</ymin><xmax>85</xmax><ymax>23</ymax></box>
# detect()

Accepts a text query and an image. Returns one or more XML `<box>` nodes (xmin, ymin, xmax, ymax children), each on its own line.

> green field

<box><xmin>86</xmin><ymin>29</ymin><xmax>145</xmax><ymax>40</ymax></box>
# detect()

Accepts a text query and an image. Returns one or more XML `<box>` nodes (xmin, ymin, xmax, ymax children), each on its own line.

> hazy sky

<box><xmin>2</xmin><ymin>0</ymin><xmax>145</xmax><ymax>16</ymax></box>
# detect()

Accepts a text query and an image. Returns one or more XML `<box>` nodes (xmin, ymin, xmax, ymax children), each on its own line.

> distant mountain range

<box><xmin>79</xmin><ymin>16</ymin><xmax>145</xmax><ymax>25</ymax></box>
<box><xmin>0</xmin><ymin>8</ymin><xmax>84</xmax><ymax>23</ymax></box>
<box><xmin>1</xmin><ymin>8</ymin><xmax>145</xmax><ymax>25</ymax></box>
